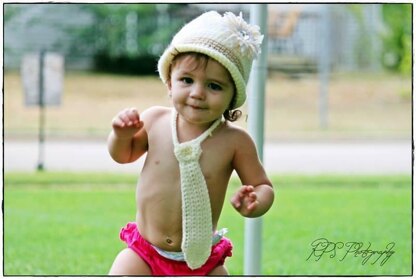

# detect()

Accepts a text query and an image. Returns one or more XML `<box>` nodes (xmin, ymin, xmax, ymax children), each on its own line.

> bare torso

<box><xmin>136</xmin><ymin>107</ymin><xmax>234</xmax><ymax>251</ymax></box>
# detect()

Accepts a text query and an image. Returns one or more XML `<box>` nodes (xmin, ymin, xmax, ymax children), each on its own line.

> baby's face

<box><xmin>169</xmin><ymin>55</ymin><xmax>235</xmax><ymax>125</ymax></box>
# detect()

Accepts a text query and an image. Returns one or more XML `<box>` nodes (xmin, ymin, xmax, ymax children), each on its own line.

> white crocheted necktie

<box><xmin>171</xmin><ymin>109</ymin><xmax>222</xmax><ymax>269</ymax></box>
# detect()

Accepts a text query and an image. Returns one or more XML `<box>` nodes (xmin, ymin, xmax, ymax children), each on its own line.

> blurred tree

<box><xmin>68</xmin><ymin>3</ymin><xmax>188</xmax><ymax>74</ymax></box>
<box><xmin>381</xmin><ymin>4</ymin><xmax>411</xmax><ymax>75</ymax></box>
<box><xmin>4</xmin><ymin>4</ymin><xmax>22</xmax><ymax>22</ymax></box>
<box><xmin>347</xmin><ymin>5</ymin><xmax>373</xmax><ymax>69</ymax></box>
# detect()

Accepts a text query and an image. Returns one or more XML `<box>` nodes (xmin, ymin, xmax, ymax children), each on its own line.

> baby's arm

<box><xmin>231</xmin><ymin>129</ymin><xmax>274</xmax><ymax>218</ymax></box>
<box><xmin>107</xmin><ymin>108</ymin><xmax>148</xmax><ymax>164</ymax></box>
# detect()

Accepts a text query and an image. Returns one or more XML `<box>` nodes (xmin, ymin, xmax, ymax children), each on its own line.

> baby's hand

<box><xmin>112</xmin><ymin>108</ymin><xmax>144</xmax><ymax>139</ymax></box>
<box><xmin>230</xmin><ymin>185</ymin><xmax>259</xmax><ymax>217</ymax></box>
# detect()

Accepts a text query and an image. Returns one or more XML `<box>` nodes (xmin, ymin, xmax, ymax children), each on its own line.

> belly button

<box><xmin>166</xmin><ymin>238</ymin><xmax>173</xmax><ymax>244</ymax></box>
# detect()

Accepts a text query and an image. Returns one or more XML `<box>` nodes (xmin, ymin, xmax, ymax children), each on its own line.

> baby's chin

<box><xmin>184</xmin><ymin>115</ymin><xmax>222</xmax><ymax>127</ymax></box>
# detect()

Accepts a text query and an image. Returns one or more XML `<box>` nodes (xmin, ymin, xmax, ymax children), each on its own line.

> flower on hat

<box><xmin>223</xmin><ymin>12</ymin><xmax>264</xmax><ymax>60</ymax></box>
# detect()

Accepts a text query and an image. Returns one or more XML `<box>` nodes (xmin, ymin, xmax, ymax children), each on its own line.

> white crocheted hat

<box><xmin>158</xmin><ymin>11</ymin><xmax>264</xmax><ymax>109</ymax></box>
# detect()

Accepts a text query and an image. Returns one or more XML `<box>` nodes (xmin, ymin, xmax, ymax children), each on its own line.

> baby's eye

<box><xmin>208</xmin><ymin>83</ymin><xmax>223</xmax><ymax>91</ymax></box>
<box><xmin>181</xmin><ymin>77</ymin><xmax>193</xmax><ymax>84</ymax></box>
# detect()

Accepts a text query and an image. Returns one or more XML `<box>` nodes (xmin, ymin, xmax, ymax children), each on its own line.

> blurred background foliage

<box><xmin>71</xmin><ymin>4</ymin><xmax>188</xmax><ymax>75</ymax></box>
<box><xmin>4</xmin><ymin>3</ymin><xmax>194</xmax><ymax>75</ymax></box>
<box><xmin>4</xmin><ymin>3</ymin><xmax>412</xmax><ymax>76</ymax></box>
<box><xmin>327</xmin><ymin>3</ymin><xmax>411</xmax><ymax>76</ymax></box>
<box><xmin>381</xmin><ymin>4</ymin><xmax>412</xmax><ymax>75</ymax></box>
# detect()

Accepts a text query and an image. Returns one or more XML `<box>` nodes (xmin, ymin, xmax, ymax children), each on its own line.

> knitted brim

<box><xmin>158</xmin><ymin>44</ymin><xmax>246</xmax><ymax>109</ymax></box>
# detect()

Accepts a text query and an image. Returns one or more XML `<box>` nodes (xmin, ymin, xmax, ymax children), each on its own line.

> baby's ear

<box><xmin>167</xmin><ymin>80</ymin><xmax>172</xmax><ymax>97</ymax></box>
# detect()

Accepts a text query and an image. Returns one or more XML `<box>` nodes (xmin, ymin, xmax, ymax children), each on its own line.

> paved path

<box><xmin>4</xmin><ymin>140</ymin><xmax>412</xmax><ymax>174</ymax></box>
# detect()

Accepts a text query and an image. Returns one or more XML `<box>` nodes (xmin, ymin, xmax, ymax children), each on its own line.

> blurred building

<box><xmin>5</xmin><ymin>4</ymin><xmax>95</xmax><ymax>70</ymax></box>
<box><xmin>4</xmin><ymin>3</ymin><xmax>384</xmax><ymax>73</ymax></box>
<box><xmin>194</xmin><ymin>4</ymin><xmax>384</xmax><ymax>73</ymax></box>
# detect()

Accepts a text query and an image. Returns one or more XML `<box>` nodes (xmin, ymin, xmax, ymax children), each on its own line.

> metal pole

<box><xmin>37</xmin><ymin>50</ymin><xmax>46</xmax><ymax>171</ymax></box>
<box><xmin>245</xmin><ymin>4</ymin><xmax>268</xmax><ymax>275</ymax></box>
<box><xmin>368</xmin><ymin>4</ymin><xmax>383</xmax><ymax>72</ymax></box>
<box><xmin>318</xmin><ymin>4</ymin><xmax>330</xmax><ymax>129</ymax></box>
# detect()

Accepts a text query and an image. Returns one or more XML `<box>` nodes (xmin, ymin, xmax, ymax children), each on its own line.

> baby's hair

<box><xmin>168</xmin><ymin>51</ymin><xmax>242</xmax><ymax>122</ymax></box>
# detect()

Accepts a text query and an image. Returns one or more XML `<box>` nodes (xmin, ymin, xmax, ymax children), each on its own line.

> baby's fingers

<box><xmin>248</xmin><ymin>191</ymin><xmax>257</xmax><ymax>202</ymax></box>
<box><xmin>241</xmin><ymin>185</ymin><xmax>254</xmax><ymax>195</ymax></box>
<box><xmin>119</xmin><ymin>108</ymin><xmax>140</xmax><ymax>126</ymax></box>
<box><xmin>243</xmin><ymin>191</ymin><xmax>257</xmax><ymax>209</ymax></box>
<box><xmin>113</xmin><ymin>108</ymin><xmax>140</xmax><ymax>128</ymax></box>
<box><xmin>112</xmin><ymin>115</ymin><xmax>126</xmax><ymax>128</ymax></box>
<box><xmin>230</xmin><ymin>193</ymin><xmax>242</xmax><ymax>209</ymax></box>
<box><xmin>247</xmin><ymin>199</ymin><xmax>259</xmax><ymax>211</ymax></box>
<box><xmin>125</xmin><ymin>108</ymin><xmax>141</xmax><ymax>125</ymax></box>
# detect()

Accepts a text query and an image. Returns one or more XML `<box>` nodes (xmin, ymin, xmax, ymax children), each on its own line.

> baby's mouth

<box><xmin>188</xmin><ymin>104</ymin><xmax>206</xmax><ymax>110</ymax></box>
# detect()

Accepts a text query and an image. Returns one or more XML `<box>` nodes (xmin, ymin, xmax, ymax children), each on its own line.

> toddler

<box><xmin>107</xmin><ymin>11</ymin><xmax>274</xmax><ymax>276</ymax></box>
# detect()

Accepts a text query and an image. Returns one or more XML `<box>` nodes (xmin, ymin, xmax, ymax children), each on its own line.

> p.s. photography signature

<box><xmin>306</xmin><ymin>238</ymin><xmax>395</xmax><ymax>266</ymax></box>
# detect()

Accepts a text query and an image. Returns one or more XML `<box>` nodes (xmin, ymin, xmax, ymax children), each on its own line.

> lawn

<box><xmin>3</xmin><ymin>172</ymin><xmax>412</xmax><ymax>275</ymax></box>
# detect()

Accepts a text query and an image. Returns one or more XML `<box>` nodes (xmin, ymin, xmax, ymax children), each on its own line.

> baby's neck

<box><xmin>175</xmin><ymin>115</ymin><xmax>221</xmax><ymax>143</ymax></box>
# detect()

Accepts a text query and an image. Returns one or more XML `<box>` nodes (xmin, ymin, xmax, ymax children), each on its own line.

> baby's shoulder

<box><xmin>221</xmin><ymin>122</ymin><xmax>254</xmax><ymax>146</ymax></box>
<box><xmin>141</xmin><ymin>106</ymin><xmax>172</xmax><ymax>134</ymax></box>
<box><xmin>141</xmin><ymin>106</ymin><xmax>171</xmax><ymax>123</ymax></box>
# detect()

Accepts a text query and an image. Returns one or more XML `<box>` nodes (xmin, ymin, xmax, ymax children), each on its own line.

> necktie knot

<box><xmin>174</xmin><ymin>144</ymin><xmax>202</xmax><ymax>163</ymax></box>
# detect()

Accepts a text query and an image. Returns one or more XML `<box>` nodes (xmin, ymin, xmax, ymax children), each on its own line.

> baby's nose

<box><xmin>190</xmin><ymin>84</ymin><xmax>206</xmax><ymax>99</ymax></box>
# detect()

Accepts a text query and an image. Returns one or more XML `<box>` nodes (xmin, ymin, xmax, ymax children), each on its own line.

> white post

<box><xmin>244</xmin><ymin>4</ymin><xmax>268</xmax><ymax>275</ymax></box>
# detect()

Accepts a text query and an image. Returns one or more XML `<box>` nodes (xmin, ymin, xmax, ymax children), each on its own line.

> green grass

<box><xmin>4</xmin><ymin>172</ymin><xmax>412</xmax><ymax>275</ymax></box>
